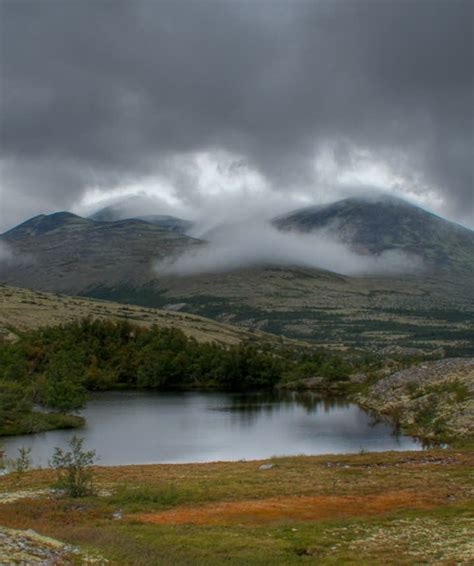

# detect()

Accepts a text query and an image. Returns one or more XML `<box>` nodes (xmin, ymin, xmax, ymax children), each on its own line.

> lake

<box><xmin>3</xmin><ymin>390</ymin><xmax>422</xmax><ymax>466</ymax></box>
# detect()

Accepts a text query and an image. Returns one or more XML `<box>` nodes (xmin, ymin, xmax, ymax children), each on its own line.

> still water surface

<box><xmin>3</xmin><ymin>391</ymin><xmax>422</xmax><ymax>466</ymax></box>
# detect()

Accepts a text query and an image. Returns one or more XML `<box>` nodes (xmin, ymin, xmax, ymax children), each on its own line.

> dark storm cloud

<box><xmin>0</xmin><ymin>0</ymin><xmax>472</xmax><ymax>228</ymax></box>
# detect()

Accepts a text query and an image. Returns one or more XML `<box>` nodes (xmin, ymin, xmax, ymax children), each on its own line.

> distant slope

<box><xmin>155</xmin><ymin>265</ymin><xmax>473</xmax><ymax>354</ymax></box>
<box><xmin>89</xmin><ymin>201</ymin><xmax>193</xmax><ymax>233</ymax></box>
<box><xmin>0</xmin><ymin>212</ymin><xmax>201</xmax><ymax>294</ymax></box>
<box><xmin>274</xmin><ymin>196</ymin><xmax>474</xmax><ymax>274</ymax></box>
<box><xmin>0</xmin><ymin>284</ymin><xmax>288</xmax><ymax>346</ymax></box>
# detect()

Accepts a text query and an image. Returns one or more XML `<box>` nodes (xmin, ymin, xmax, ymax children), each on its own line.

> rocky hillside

<box><xmin>357</xmin><ymin>358</ymin><xmax>474</xmax><ymax>443</ymax></box>
<box><xmin>274</xmin><ymin>196</ymin><xmax>474</xmax><ymax>274</ymax></box>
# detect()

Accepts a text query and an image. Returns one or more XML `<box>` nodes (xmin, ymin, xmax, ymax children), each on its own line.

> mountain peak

<box><xmin>2</xmin><ymin>211</ymin><xmax>89</xmax><ymax>239</ymax></box>
<box><xmin>274</xmin><ymin>196</ymin><xmax>474</xmax><ymax>273</ymax></box>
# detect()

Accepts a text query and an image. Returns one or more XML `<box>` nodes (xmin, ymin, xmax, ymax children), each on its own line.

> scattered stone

<box><xmin>97</xmin><ymin>488</ymin><xmax>113</xmax><ymax>497</ymax></box>
<box><xmin>259</xmin><ymin>463</ymin><xmax>275</xmax><ymax>470</ymax></box>
<box><xmin>0</xmin><ymin>488</ymin><xmax>52</xmax><ymax>504</ymax></box>
<box><xmin>163</xmin><ymin>303</ymin><xmax>186</xmax><ymax>311</ymax></box>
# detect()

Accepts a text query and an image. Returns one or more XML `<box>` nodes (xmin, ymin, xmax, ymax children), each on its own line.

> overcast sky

<box><xmin>0</xmin><ymin>0</ymin><xmax>472</xmax><ymax>231</ymax></box>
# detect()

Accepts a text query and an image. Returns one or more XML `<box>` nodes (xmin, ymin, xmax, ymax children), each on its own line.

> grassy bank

<box><xmin>0</xmin><ymin>450</ymin><xmax>472</xmax><ymax>564</ymax></box>
<box><xmin>0</xmin><ymin>411</ymin><xmax>84</xmax><ymax>437</ymax></box>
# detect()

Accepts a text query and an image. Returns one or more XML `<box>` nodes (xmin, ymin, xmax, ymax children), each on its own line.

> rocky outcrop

<box><xmin>0</xmin><ymin>488</ymin><xmax>109</xmax><ymax>564</ymax></box>
<box><xmin>356</xmin><ymin>358</ymin><xmax>474</xmax><ymax>443</ymax></box>
<box><xmin>0</xmin><ymin>526</ymin><xmax>76</xmax><ymax>564</ymax></box>
<box><xmin>0</xmin><ymin>525</ymin><xmax>109</xmax><ymax>564</ymax></box>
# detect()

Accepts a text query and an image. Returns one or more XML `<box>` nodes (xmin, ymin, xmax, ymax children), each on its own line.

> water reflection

<box><xmin>210</xmin><ymin>391</ymin><xmax>352</xmax><ymax>426</ymax></box>
<box><xmin>2</xmin><ymin>390</ymin><xmax>422</xmax><ymax>466</ymax></box>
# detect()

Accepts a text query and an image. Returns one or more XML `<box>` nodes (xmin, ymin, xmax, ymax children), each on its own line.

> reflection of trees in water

<box><xmin>364</xmin><ymin>408</ymin><xmax>424</xmax><ymax>448</ymax></box>
<box><xmin>215</xmin><ymin>391</ymin><xmax>351</xmax><ymax>427</ymax></box>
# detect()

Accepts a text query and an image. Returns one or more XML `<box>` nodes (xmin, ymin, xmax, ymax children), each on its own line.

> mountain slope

<box><xmin>156</xmin><ymin>266</ymin><xmax>473</xmax><ymax>354</ymax></box>
<box><xmin>274</xmin><ymin>196</ymin><xmax>474</xmax><ymax>274</ymax></box>
<box><xmin>0</xmin><ymin>284</ymin><xmax>288</xmax><ymax>346</ymax></box>
<box><xmin>0</xmin><ymin>212</ymin><xmax>200</xmax><ymax>294</ymax></box>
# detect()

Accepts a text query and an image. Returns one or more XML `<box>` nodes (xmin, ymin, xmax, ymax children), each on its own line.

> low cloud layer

<box><xmin>155</xmin><ymin>221</ymin><xmax>422</xmax><ymax>277</ymax></box>
<box><xmin>1</xmin><ymin>1</ymin><xmax>472</xmax><ymax>231</ymax></box>
<box><xmin>0</xmin><ymin>242</ymin><xmax>12</xmax><ymax>263</ymax></box>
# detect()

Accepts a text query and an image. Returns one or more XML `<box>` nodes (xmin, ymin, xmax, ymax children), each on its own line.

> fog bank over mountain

<box><xmin>154</xmin><ymin>193</ymin><xmax>474</xmax><ymax>277</ymax></box>
<box><xmin>155</xmin><ymin>220</ymin><xmax>422</xmax><ymax>277</ymax></box>
<box><xmin>0</xmin><ymin>242</ymin><xmax>12</xmax><ymax>263</ymax></box>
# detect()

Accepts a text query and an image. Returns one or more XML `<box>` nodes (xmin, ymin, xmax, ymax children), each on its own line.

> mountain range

<box><xmin>1</xmin><ymin>196</ymin><xmax>473</xmax><ymax>353</ymax></box>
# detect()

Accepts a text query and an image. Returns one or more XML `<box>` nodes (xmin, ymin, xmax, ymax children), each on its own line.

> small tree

<box><xmin>6</xmin><ymin>447</ymin><xmax>32</xmax><ymax>483</ymax></box>
<box><xmin>50</xmin><ymin>436</ymin><xmax>96</xmax><ymax>497</ymax></box>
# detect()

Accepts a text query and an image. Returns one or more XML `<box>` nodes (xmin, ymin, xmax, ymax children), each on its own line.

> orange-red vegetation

<box><xmin>132</xmin><ymin>490</ymin><xmax>442</xmax><ymax>526</ymax></box>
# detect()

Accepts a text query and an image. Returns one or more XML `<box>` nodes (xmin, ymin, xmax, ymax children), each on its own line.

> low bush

<box><xmin>50</xmin><ymin>435</ymin><xmax>96</xmax><ymax>497</ymax></box>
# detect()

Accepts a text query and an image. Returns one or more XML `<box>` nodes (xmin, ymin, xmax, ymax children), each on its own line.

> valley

<box><xmin>0</xmin><ymin>197</ymin><xmax>473</xmax><ymax>565</ymax></box>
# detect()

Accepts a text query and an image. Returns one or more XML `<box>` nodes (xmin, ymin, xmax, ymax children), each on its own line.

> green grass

<box><xmin>110</xmin><ymin>484</ymin><xmax>199</xmax><ymax>512</ymax></box>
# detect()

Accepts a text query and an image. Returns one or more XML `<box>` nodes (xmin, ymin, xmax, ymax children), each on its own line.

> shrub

<box><xmin>50</xmin><ymin>436</ymin><xmax>96</xmax><ymax>497</ymax></box>
<box><xmin>6</xmin><ymin>446</ymin><xmax>32</xmax><ymax>482</ymax></box>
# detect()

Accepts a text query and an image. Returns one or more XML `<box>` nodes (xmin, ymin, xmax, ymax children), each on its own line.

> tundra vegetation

<box><xmin>0</xmin><ymin>450</ymin><xmax>472</xmax><ymax>564</ymax></box>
